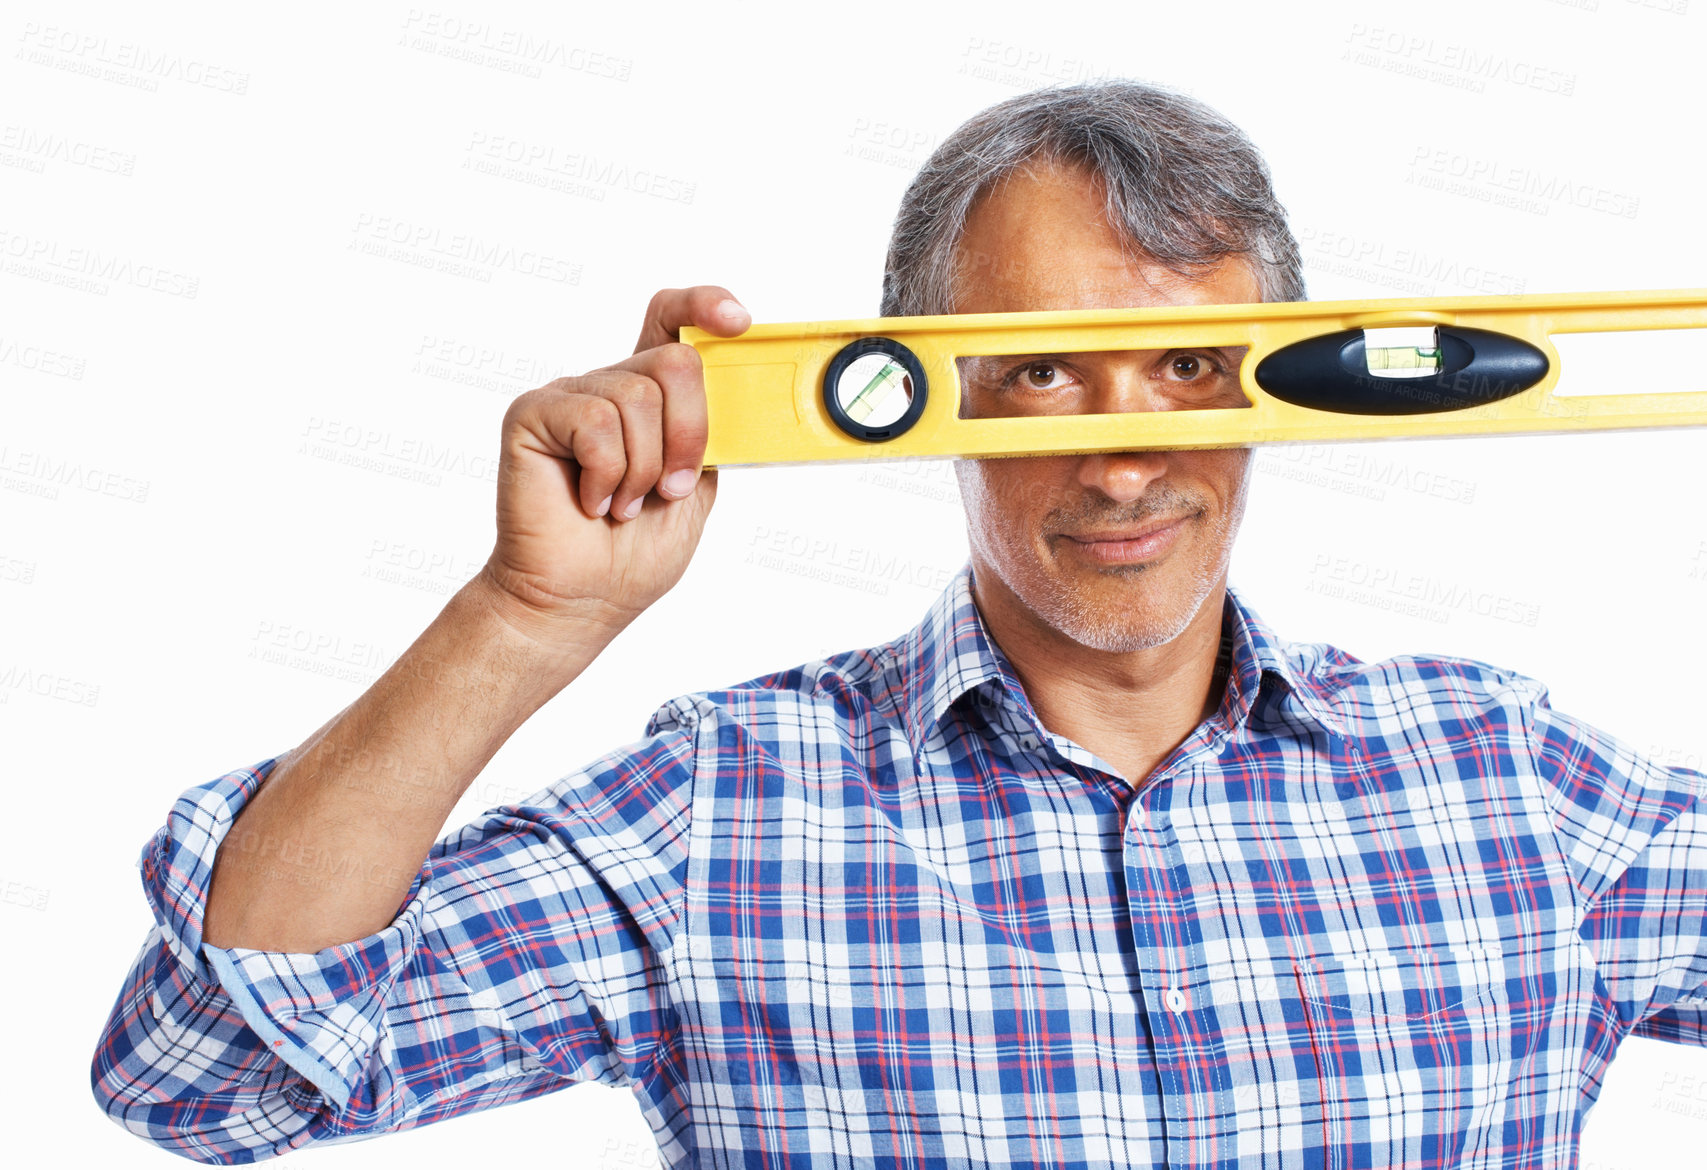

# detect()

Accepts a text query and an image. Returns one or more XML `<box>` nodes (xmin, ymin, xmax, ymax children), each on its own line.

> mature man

<box><xmin>93</xmin><ymin>82</ymin><xmax>1706</xmax><ymax>1168</ymax></box>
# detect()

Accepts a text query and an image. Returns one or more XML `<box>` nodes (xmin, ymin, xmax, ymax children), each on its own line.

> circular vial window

<box><xmin>823</xmin><ymin>337</ymin><xmax>928</xmax><ymax>442</ymax></box>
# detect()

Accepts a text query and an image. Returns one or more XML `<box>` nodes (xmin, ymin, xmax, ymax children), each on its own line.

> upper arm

<box><xmin>93</xmin><ymin>701</ymin><xmax>708</xmax><ymax>1162</ymax></box>
<box><xmin>414</xmin><ymin>711</ymin><xmax>703</xmax><ymax>1088</ymax></box>
<box><xmin>1519</xmin><ymin>679</ymin><xmax>1707</xmax><ymax>1036</ymax></box>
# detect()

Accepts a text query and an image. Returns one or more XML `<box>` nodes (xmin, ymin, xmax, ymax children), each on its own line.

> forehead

<box><xmin>949</xmin><ymin>158</ymin><xmax>1261</xmax><ymax>315</ymax></box>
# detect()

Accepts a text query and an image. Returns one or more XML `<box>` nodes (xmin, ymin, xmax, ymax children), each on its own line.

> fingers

<box><xmin>512</xmin><ymin>347</ymin><xmax>706</xmax><ymax>522</ymax></box>
<box><xmin>551</xmin><ymin>373</ymin><xmax>659</xmax><ymax>521</ymax></box>
<box><xmin>633</xmin><ymin>285</ymin><xmax>749</xmax><ymax>354</ymax></box>
<box><xmin>507</xmin><ymin>386</ymin><xmax>626</xmax><ymax>519</ymax></box>
<box><xmin>564</xmin><ymin>392</ymin><xmax>629</xmax><ymax>519</ymax></box>
<box><xmin>598</xmin><ymin>371</ymin><xmax>665</xmax><ymax>521</ymax></box>
<box><xmin>603</xmin><ymin>342</ymin><xmax>709</xmax><ymax>506</ymax></box>
<box><xmin>505</xmin><ymin>287</ymin><xmax>740</xmax><ymax>525</ymax></box>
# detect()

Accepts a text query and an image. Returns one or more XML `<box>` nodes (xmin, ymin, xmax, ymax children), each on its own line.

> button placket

<box><xmin>1122</xmin><ymin>757</ymin><xmax>1235</xmax><ymax>1167</ymax></box>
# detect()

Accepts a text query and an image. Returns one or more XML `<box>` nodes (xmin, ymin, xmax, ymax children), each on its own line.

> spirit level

<box><xmin>681</xmin><ymin>289</ymin><xmax>1707</xmax><ymax>466</ymax></box>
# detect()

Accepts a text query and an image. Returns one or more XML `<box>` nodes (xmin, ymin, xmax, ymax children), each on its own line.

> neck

<box><xmin>969</xmin><ymin>563</ymin><xmax>1230</xmax><ymax>787</ymax></box>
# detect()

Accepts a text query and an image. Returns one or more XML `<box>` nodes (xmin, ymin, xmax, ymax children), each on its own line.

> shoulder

<box><xmin>644</xmin><ymin>633</ymin><xmax>911</xmax><ymax>743</ymax></box>
<box><xmin>1277</xmin><ymin>634</ymin><xmax>1550</xmax><ymax>742</ymax></box>
<box><xmin>1287</xmin><ymin>640</ymin><xmax>1668</xmax><ymax>792</ymax></box>
<box><xmin>1226</xmin><ymin>585</ymin><xmax>1551</xmax><ymax>742</ymax></box>
<box><xmin>1274</xmin><ymin>632</ymin><xmax>1701</xmax><ymax>893</ymax></box>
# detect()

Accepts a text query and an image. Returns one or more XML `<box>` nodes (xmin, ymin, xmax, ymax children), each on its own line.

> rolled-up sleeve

<box><xmin>1518</xmin><ymin>678</ymin><xmax>1707</xmax><ymax>1043</ymax></box>
<box><xmin>92</xmin><ymin>696</ymin><xmax>708</xmax><ymax>1164</ymax></box>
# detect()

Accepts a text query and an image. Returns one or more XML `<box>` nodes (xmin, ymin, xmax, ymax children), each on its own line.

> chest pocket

<box><xmin>1293</xmin><ymin>946</ymin><xmax>1511</xmax><ymax>1170</ymax></box>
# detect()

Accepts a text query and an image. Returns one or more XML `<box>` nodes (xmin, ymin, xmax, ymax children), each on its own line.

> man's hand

<box><xmin>476</xmin><ymin>285</ymin><xmax>751</xmax><ymax>645</ymax></box>
<box><xmin>203</xmin><ymin>286</ymin><xmax>751</xmax><ymax>954</ymax></box>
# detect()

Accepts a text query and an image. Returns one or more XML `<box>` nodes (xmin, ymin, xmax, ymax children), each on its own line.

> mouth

<box><xmin>1057</xmin><ymin>512</ymin><xmax>1198</xmax><ymax>565</ymax></box>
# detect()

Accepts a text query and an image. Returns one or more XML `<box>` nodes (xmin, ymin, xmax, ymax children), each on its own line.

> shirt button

<box><xmin>1165</xmin><ymin>988</ymin><xmax>1188</xmax><ymax>1014</ymax></box>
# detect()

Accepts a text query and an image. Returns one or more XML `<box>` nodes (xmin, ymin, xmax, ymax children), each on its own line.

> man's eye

<box><xmin>1020</xmin><ymin>361</ymin><xmax>1067</xmax><ymax>390</ymax></box>
<box><xmin>1166</xmin><ymin>352</ymin><xmax>1217</xmax><ymax>381</ymax></box>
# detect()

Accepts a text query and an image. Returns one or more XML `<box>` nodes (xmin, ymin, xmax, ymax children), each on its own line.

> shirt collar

<box><xmin>1220</xmin><ymin>575</ymin><xmax>1349</xmax><ymax>739</ymax></box>
<box><xmin>896</xmin><ymin>563</ymin><xmax>1014</xmax><ymax>749</ymax></box>
<box><xmin>898</xmin><ymin>562</ymin><xmax>1347</xmax><ymax>746</ymax></box>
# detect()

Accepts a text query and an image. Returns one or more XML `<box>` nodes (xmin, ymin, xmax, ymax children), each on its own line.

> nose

<box><xmin>1077</xmin><ymin>448</ymin><xmax>1169</xmax><ymax>503</ymax></box>
<box><xmin>1076</xmin><ymin>364</ymin><xmax>1170</xmax><ymax>502</ymax></box>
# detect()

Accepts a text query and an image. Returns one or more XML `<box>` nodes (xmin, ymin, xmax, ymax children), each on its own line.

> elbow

<box><xmin>88</xmin><ymin>946</ymin><xmax>308</xmax><ymax>1165</ymax></box>
<box><xmin>90</xmin><ymin>1052</ymin><xmax>301</xmax><ymax>1165</ymax></box>
<box><xmin>89</xmin><ymin>1031</ymin><xmax>263</xmax><ymax>1166</ymax></box>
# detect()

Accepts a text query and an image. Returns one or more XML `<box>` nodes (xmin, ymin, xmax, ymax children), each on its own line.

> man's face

<box><xmin>950</xmin><ymin>158</ymin><xmax>1262</xmax><ymax>654</ymax></box>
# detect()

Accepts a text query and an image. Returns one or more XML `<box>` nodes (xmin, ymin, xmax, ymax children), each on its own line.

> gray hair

<box><xmin>880</xmin><ymin>80</ymin><xmax>1305</xmax><ymax>316</ymax></box>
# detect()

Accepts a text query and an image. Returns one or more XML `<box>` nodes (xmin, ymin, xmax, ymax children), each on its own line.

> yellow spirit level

<box><xmin>682</xmin><ymin>289</ymin><xmax>1707</xmax><ymax>466</ymax></box>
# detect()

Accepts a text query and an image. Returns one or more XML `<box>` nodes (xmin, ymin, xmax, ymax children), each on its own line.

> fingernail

<box><xmin>660</xmin><ymin>469</ymin><xmax>697</xmax><ymax>497</ymax></box>
<box><xmin>716</xmin><ymin>299</ymin><xmax>748</xmax><ymax>324</ymax></box>
<box><xmin>621</xmin><ymin>497</ymin><xmax>643</xmax><ymax>520</ymax></box>
<box><xmin>595</xmin><ymin>495</ymin><xmax>612</xmax><ymax>517</ymax></box>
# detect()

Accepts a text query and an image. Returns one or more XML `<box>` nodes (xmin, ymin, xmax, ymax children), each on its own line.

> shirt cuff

<box><xmin>138</xmin><ymin>757</ymin><xmax>430</xmax><ymax>1114</ymax></box>
<box><xmin>1633</xmin><ymin>990</ymin><xmax>1707</xmax><ymax>1046</ymax></box>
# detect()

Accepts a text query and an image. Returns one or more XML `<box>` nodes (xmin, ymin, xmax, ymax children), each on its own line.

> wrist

<box><xmin>463</xmin><ymin>564</ymin><xmax>633</xmax><ymax>667</ymax></box>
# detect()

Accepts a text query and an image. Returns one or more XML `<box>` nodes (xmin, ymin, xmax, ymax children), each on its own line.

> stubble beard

<box><xmin>958</xmin><ymin>456</ymin><xmax>1252</xmax><ymax>653</ymax></box>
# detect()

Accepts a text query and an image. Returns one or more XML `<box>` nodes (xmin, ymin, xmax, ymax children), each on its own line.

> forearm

<box><xmin>204</xmin><ymin>573</ymin><xmax>625</xmax><ymax>953</ymax></box>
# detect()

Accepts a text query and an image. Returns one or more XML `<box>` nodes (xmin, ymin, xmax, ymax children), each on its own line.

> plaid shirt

<box><xmin>93</xmin><ymin>563</ymin><xmax>1707</xmax><ymax>1168</ymax></box>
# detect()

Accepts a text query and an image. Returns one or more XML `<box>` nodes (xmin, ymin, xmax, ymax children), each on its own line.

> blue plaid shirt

<box><xmin>93</xmin><ymin>563</ymin><xmax>1707</xmax><ymax>1167</ymax></box>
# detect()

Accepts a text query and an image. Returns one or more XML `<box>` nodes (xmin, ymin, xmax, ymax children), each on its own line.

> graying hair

<box><xmin>880</xmin><ymin>80</ymin><xmax>1305</xmax><ymax>316</ymax></box>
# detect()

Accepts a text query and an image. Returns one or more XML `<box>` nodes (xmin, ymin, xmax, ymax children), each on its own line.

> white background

<box><xmin>4</xmin><ymin>0</ymin><xmax>1705</xmax><ymax>1166</ymax></box>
